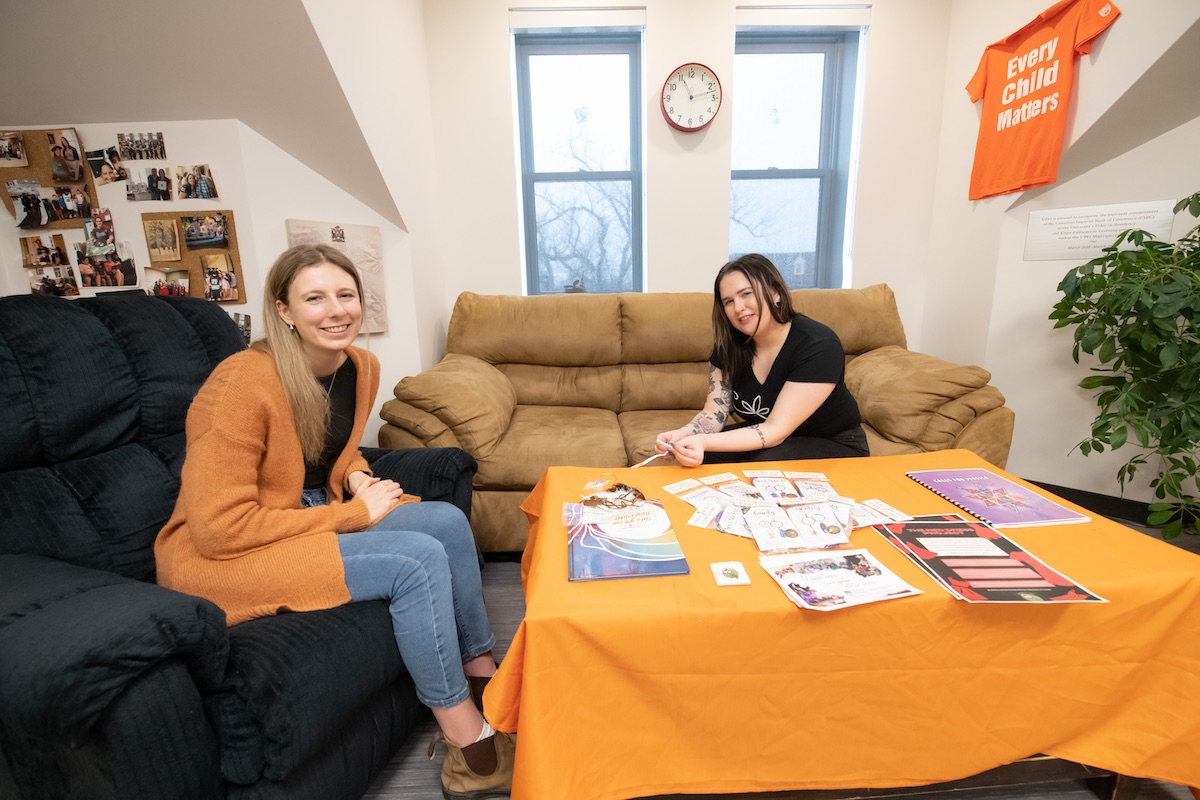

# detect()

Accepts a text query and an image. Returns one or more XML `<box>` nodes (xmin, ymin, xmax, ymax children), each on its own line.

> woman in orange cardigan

<box><xmin>155</xmin><ymin>244</ymin><xmax>512</xmax><ymax>798</ymax></box>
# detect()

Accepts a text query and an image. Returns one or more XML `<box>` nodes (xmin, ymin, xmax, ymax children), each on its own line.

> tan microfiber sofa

<box><xmin>378</xmin><ymin>285</ymin><xmax>1014</xmax><ymax>552</ymax></box>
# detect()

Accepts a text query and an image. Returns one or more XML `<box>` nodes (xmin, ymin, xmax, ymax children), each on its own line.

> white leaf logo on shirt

<box><xmin>734</xmin><ymin>392</ymin><xmax>770</xmax><ymax>419</ymax></box>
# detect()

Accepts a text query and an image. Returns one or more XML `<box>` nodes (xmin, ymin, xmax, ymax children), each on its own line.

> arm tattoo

<box><xmin>689</xmin><ymin>371</ymin><xmax>732</xmax><ymax>435</ymax></box>
<box><xmin>750</xmin><ymin>424</ymin><xmax>766</xmax><ymax>449</ymax></box>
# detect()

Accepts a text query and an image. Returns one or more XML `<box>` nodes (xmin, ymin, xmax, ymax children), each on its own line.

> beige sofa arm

<box><xmin>845</xmin><ymin>346</ymin><xmax>1010</xmax><ymax>456</ymax></box>
<box><xmin>389</xmin><ymin>354</ymin><xmax>517</xmax><ymax>460</ymax></box>
<box><xmin>379</xmin><ymin>399</ymin><xmax>460</xmax><ymax>448</ymax></box>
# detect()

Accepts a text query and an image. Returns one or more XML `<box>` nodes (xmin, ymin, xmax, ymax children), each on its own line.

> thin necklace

<box><xmin>320</xmin><ymin>364</ymin><xmax>337</xmax><ymax>399</ymax></box>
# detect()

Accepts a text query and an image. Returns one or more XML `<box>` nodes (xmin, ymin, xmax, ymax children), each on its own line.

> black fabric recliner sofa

<box><xmin>0</xmin><ymin>293</ymin><xmax>478</xmax><ymax>799</ymax></box>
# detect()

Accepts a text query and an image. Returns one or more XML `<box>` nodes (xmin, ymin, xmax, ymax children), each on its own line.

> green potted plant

<box><xmin>1049</xmin><ymin>192</ymin><xmax>1200</xmax><ymax>538</ymax></box>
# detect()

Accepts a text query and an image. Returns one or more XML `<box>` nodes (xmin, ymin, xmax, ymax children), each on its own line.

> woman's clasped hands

<box><xmin>349</xmin><ymin>471</ymin><xmax>405</xmax><ymax>521</ymax></box>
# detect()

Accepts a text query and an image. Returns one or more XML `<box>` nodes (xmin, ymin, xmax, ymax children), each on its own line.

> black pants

<box><xmin>703</xmin><ymin>425</ymin><xmax>869</xmax><ymax>464</ymax></box>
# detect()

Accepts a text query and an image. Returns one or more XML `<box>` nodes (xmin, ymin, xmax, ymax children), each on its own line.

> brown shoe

<box><xmin>428</xmin><ymin>730</ymin><xmax>515</xmax><ymax>800</ymax></box>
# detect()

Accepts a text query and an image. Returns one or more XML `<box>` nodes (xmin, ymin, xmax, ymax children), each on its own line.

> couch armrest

<box><xmin>845</xmin><ymin>346</ymin><xmax>1010</xmax><ymax>453</ymax></box>
<box><xmin>361</xmin><ymin>446</ymin><xmax>478</xmax><ymax>519</ymax></box>
<box><xmin>0</xmin><ymin>554</ymin><xmax>228</xmax><ymax>745</ymax></box>
<box><xmin>379</xmin><ymin>398</ymin><xmax>460</xmax><ymax>448</ymax></box>
<box><xmin>391</xmin><ymin>354</ymin><xmax>517</xmax><ymax>459</ymax></box>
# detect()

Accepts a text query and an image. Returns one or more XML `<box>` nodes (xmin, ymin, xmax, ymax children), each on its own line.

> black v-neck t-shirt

<box><xmin>711</xmin><ymin>314</ymin><xmax>861</xmax><ymax>439</ymax></box>
<box><xmin>304</xmin><ymin>357</ymin><xmax>357</xmax><ymax>490</ymax></box>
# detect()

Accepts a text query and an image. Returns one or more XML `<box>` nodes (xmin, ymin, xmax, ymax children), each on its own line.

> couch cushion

<box><xmin>792</xmin><ymin>284</ymin><xmax>907</xmax><ymax>355</ymax></box>
<box><xmin>621</xmin><ymin>362</ymin><xmax>709</xmax><ymax>412</ymax></box>
<box><xmin>618</xmin><ymin>410</ymin><xmax>703</xmax><ymax>464</ymax></box>
<box><xmin>447</xmin><ymin>291</ymin><xmax>622</xmax><ymax>367</ymax></box>
<box><xmin>620</xmin><ymin>292</ymin><xmax>714</xmax><ymax>363</ymax></box>
<box><xmin>208</xmin><ymin>601</ymin><xmax>408</xmax><ymax>784</ymax></box>
<box><xmin>394</xmin><ymin>354</ymin><xmax>516</xmax><ymax>459</ymax></box>
<box><xmin>475</xmin><ymin>406</ymin><xmax>626</xmax><ymax>488</ymax></box>
<box><xmin>845</xmin><ymin>346</ymin><xmax>994</xmax><ymax>448</ymax></box>
<box><xmin>497</xmin><ymin>363</ymin><xmax>623</xmax><ymax>412</ymax></box>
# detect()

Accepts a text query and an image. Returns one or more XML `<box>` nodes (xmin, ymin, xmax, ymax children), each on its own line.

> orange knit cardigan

<box><xmin>155</xmin><ymin>346</ymin><xmax>378</xmax><ymax>625</ymax></box>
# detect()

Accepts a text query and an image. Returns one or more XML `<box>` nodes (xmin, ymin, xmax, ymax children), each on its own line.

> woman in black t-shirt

<box><xmin>655</xmin><ymin>254</ymin><xmax>868</xmax><ymax>466</ymax></box>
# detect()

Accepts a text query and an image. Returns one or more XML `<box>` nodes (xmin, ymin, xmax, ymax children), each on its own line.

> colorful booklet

<box><xmin>906</xmin><ymin>467</ymin><xmax>1090</xmax><ymax>527</ymax></box>
<box><xmin>874</xmin><ymin>516</ymin><xmax>1105</xmax><ymax>603</ymax></box>
<box><xmin>759</xmin><ymin>549</ymin><xmax>922</xmax><ymax>611</ymax></box>
<box><xmin>563</xmin><ymin>500</ymin><xmax>689</xmax><ymax>581</ymax></box>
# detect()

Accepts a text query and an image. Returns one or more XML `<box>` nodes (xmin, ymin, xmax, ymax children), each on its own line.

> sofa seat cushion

<box><xmin>208</xmin><ymin>601</ymin><xmax>408</xmax><ymax>784</ymax></box>
<box><xmin>393</xmin><ymin>354</ymin><xmax>516</xmax><ymax>459</ymax></box>
<box><xmin>845</xmin><ymin>346</ymin><xmax>1001</xmax><ymax>450</ymax></box>
<box><xmin>617</xmin><ymin>410</ymin><xmax>702</xmax><ymax>464</ymax></box>
<box><xmin>475</xmin><ymin>406</ymin><xmax>625</xmax><ymax>489</ymax></box>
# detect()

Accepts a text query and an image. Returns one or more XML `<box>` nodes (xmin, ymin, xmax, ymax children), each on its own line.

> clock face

<box><xmin>661</xmin><ymin>62</ymin><xmax>722</xmax><ymax>132</ymax></box>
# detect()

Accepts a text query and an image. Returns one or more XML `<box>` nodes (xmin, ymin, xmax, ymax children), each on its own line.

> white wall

<box><xmin>420</xmin><ymin>0</ymin><xmax>954</xmax><ymax>346</ymax></box>
<box><xmin>923</xmin><ymin>0</ymin><xmax>1200</xmax><ymax>500</ymax></box>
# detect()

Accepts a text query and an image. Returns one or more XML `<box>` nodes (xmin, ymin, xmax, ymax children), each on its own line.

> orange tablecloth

<box><xmin>484</xmin><ymin>450</ymin><xmax>1200</xmax><ymax>800</ymax></box>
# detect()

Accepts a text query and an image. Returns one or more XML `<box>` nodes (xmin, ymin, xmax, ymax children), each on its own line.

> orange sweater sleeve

<box><xmin>179</xmin><ymin>352</ymin><xmax>372</xmax><ymax>560</ymax></box>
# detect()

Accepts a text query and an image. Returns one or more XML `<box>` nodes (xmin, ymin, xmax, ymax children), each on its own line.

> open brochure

<box><xmin>759</xmin><ymin>549</ymin><xmax>922</xmax><ymax>611</ymax></box>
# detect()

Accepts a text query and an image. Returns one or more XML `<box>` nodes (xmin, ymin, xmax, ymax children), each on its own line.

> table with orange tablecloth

<box><xmin>483</xmin><ymin>450</ymin><xmax>1200</xmax><ymax>800</ymax></box>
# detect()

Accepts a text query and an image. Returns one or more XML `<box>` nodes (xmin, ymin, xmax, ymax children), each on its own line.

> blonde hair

<box><xmin>252</xmin><ymin>244</ymin><xmax>365</xmax><ymax>463</ymax></box>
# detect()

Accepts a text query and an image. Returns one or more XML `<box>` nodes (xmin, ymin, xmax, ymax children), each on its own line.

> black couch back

<box><xmin>0</xmin><ymin>294</ymin><xmax>244</xmax><ymax>582</ymax></box>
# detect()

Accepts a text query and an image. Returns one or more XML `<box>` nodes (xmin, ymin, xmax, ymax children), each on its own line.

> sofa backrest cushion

<box><xmin>447</xmin><ymin>291</ymin><xmax>624</xmax><ymax>411</ymax></box>
<box><xmin>791</xmin><ymin>284</ymin><xmax>908</xmax><ymax>355</ymax></box>
<box><xmin>393</xmin><ymin>354</ymin><xmax>517</xmax><ymax>458</ymax></box>
<box><xmin>443</xmin><ymin>284</ymin><xmax>907</xmax><ymax>413</ymax></box>
<box><xmin>0</xmin><ymin>295</ymin><xmax>244</xmax><ymax>582</ymax></box>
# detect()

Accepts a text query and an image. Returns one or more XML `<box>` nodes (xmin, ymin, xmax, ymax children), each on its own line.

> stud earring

<box><xmin>289</xmin><ymin>324</ymin><xmax>295</xmax><ymax>332</ymax></box>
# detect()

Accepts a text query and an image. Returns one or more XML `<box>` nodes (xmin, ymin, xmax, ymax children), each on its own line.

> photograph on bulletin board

<box><xmin>2</xmin><ymin>131</ymin><xmax>29</xmax><ymax>167</ymax></box>
<box><xmin>127</xmin><ymin>166</ymin><xmax>172</xmax><ymax>202</ymax></box>
<box><xmin>176</xmin><ymin>165</ymin><xmax>218</xmax><ymax>199</ymax></box>
<box><xmin>144</xmin><ymin>218</ymin><xmax>181</xmax><ymax>260</ymax></box>
<box><xmin>75</xmin><ymin>240</ymin><xmax>139</xmax><ymax>291</ymax></box>
<box><xmin>48</xmin><ymin>130</ymin><xmax>86</xmax><ymax>182</ymax></box>
<box><xmin>27</xmin><ymin>265</ymin><xmax>80</xmax><ymax>297</ymax></box>
<box><xmin>18</xmin><ymin>233</ymin><xmax>70</xmax><ymax>268</ymax></box>
<box><xmin>118</xmin><ymin>131</ymin><xmax>167</xmax><ymax>162</ymax></box>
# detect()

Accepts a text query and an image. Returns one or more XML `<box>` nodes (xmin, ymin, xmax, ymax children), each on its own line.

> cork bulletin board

<box><xmin>140</xmin><ymin>208</ymin><xmax>246</xmax><ymax>304</ymax></box>
<box><xmin>1</xmin><ymin>127</ymin><xmax>98</xmax><ymax>231</ymax></box>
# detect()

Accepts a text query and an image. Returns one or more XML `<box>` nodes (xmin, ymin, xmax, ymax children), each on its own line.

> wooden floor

<box><xmin>364</xmin><ymin>521</ymin><xmax>1200</xmax><ymax>800</ymax></box>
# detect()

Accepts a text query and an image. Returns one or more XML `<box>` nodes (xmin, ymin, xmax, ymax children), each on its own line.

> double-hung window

<box><xmin>514</xmin><ymin>32</ymin><xmax>643</xmax><ymax>295</ymax></box>
<box><xmin>729</xmin><ymin>30</ymin><xmax>861</xmax><ymax>288</ymax></box>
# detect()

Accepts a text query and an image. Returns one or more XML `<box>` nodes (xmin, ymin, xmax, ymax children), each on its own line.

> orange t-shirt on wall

<box><xmin>966</xmin><ymin>0</ymin><xmax>1120</xmax><ymax>200</ymax></box>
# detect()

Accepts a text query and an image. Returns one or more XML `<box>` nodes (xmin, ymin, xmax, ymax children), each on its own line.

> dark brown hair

<box><xmin>710</xmin><ymin>254</ymin><xmax>794</xmax><ymax>381</ymax></box>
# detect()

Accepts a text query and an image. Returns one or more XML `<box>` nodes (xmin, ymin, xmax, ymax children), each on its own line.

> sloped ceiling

<box><xmin>0</xmin><ymin>0</ymin><xmax>404</xmax><ymax>228</ymax></box>
<box><xmin>1014</xmin><ymin>15</ymin><xmax>1200</xmax><ymax>208</ymax></box>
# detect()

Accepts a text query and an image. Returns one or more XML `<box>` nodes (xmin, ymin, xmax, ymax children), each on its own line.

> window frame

<box><xmin>730</xmin><ymin>30</ymin><xmax>859</xmax><ymax>289</ymax></box>
<box><xmin>513</xmin><ymin>32</ymin><xmax>644</xmax><ymax>295</ymax></box>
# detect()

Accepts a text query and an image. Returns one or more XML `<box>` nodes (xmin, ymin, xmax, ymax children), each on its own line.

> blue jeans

<box><xmin>302</xmin><ymin>490</ymin><xmax>496</xmax><ymax>709</ymax></box>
